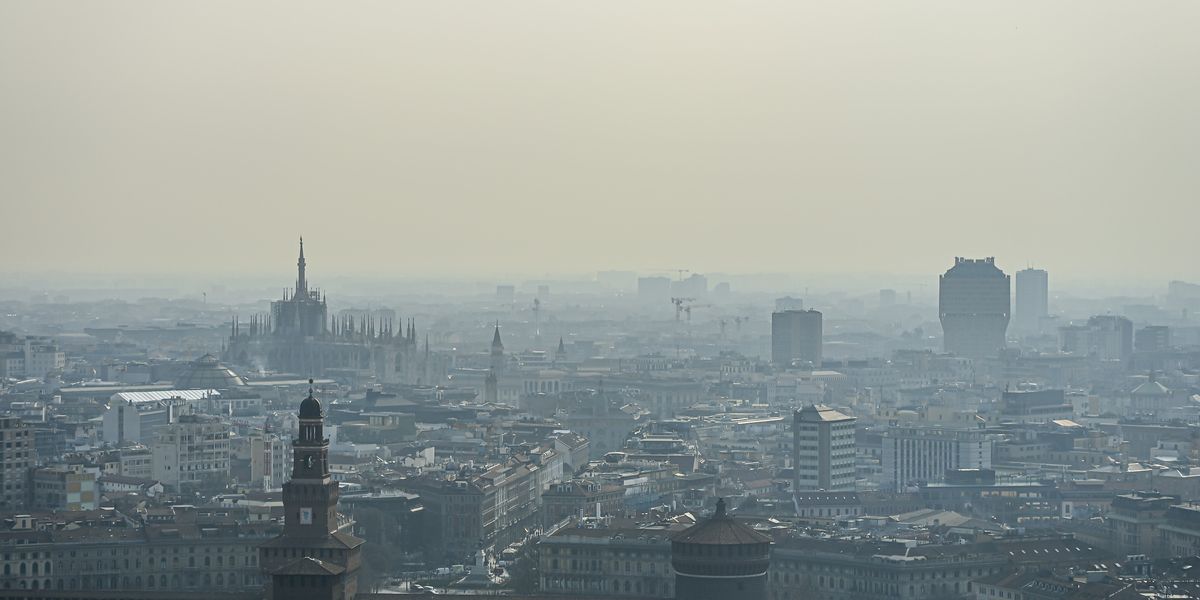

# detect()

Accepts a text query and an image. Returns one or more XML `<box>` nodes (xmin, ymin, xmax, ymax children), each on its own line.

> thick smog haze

<box><xmin>2</xmin><ymin>1</ymin><xmax>1198</xmax><ymax>282</ymax></box>
<box><xmin>11</xmin><ymin>5</ymin><xmax>1200</xmax><ymax>599</ymax></box>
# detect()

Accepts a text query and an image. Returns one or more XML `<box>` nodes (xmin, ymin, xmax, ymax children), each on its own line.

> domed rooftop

<box><xmin>672</xmin><ymin>499</ymin><xmax>773</xmax><ymax>545</ymax></box>
<box><xmin>175</xmin><ymin>354</ymin><xmax>246</xmax><ymax>390</ymax></box>
<box><xmin>299</xmin><ymin>380</ymin><xmax>323</xmax><ymax>419</ymax></box>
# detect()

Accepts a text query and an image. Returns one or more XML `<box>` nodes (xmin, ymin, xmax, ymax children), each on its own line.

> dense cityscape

<box><xmin>5</xmin><ymin>2</ymin><xmax>1200</xmax><ymax>599</ymax></box>
<box><xmin>0</xmin><ymin>240</ymin><xmax>1198</xmax><ymax>600</ymax></box>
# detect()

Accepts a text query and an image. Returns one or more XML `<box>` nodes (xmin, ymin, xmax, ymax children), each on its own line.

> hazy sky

<box><xmin>2</xmin><ymin>1</ymin><xmax>1198</xmax><ymax>283</ymax></box>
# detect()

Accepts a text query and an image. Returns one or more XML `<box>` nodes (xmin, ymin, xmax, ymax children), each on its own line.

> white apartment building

<box><xmin>152</xmin><ymin>414</ymin><xmax>232</xmax><ymax>491</ymax></box>
<box><xmin>793</xmin><ymin>404</ymin><xmax>857</xmax><ymax>491</ymax></box>
<box><xmin>0</xmin><ymin>333</ymin><xmax>66</xmax><ymax>379</ymax></box>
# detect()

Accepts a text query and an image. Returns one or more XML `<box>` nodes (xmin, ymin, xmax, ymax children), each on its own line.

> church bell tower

<box><xmin>261</xmin><ymin>380</ymin><xmax>364</xmax><ymax>600</ymax></box>
<box><xmin>284</xmin><ymin>380</ymin><xmax>338</xmax><ymax>537</ymax></box>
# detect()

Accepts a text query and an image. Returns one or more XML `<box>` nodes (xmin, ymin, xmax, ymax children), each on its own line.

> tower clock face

<box><xmin>300</xmin><ymin>507</ymin><xmax>313</xmax><ymax>525</ymax></box>
<box><xmin>305</xmin><ymin>455</ymin><xmax>314</xmax><ymax>470</ymax></box>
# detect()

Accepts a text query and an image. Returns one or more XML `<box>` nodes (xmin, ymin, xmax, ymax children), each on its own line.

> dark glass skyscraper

<box><xmin>771</xmin><ymin>309</ymin><xmax>823</xmax><ymax>367</ymax></box>
<box><xmin>939</xmin><ymin>257</ymin><xmax>1010</xmax><ymax>358</ymax></box>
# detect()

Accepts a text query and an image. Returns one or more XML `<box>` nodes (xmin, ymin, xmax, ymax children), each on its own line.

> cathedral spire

<box><xmin>492</xmin><ymin>321</ymin><xmax>504</xmax><ymax>351</ymax></box>
<box><xmin>296</xmin><ymin>236</ymin><xmax>307</xmax><ymax>296</ymax></box>
<box><xmin>490</xmin><ymin>322</ymin><xmax>504</xmax><ymax>373</ymax></box>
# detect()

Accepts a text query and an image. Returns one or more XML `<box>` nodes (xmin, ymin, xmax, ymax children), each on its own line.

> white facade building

<box><xmin>102</xmin><ymin>389</ymin><xmax>216</xmax><ymax>444</ymax></box>
<box><xmin>881</xmin><ymin>426</ymin><xmax>992</xmax><ymax>492</ymax></box>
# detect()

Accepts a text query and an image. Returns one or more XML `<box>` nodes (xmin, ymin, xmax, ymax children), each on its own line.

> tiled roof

<box><xmin>672</xmin><ymin>499</ymin><xmax>772</xmax><ymax>546</ymax></box>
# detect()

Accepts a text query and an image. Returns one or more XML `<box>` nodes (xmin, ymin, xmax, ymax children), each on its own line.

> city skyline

<box><xmin>6</xmin><ymin>3</ymin><xmax>1200</xmax><ymax>600</ymax></box>
<box><xmin>0</xmin><ymin>240</ymin><xmax>1180</xmax><ymax>300</ymax></box>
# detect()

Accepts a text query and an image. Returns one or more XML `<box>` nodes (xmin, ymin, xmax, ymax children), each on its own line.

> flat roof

<box><xmin>112</xmin><ymin>389</ymin><xmax>220</xmax><ymax>404</ymax></box>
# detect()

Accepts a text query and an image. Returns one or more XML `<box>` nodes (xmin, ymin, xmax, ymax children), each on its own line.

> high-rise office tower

<box><xmin>793</xmin><ymin>404</ymin><xmax>857</xmax><ymax>491</ymax></box>
<box><xmin>1014</xmin><ymin>268</ymin><xmax>1049</xmax><ymax>334</ymax></box>
<box><xmin>939</xmin><ymin>257</ymin><xmax>1010</xmax><ymax>358</ymax></box>
<box><xmin>771</xmin><ymin>309</ymin><xmax>823</xmax><ymax>367</ymax></box>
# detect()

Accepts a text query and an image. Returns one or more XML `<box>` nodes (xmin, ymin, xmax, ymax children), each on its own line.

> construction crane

<box><xmin>670</xmin><ymin>297</ymin><xmax>695</xmax><ymax>322</ymax></box>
